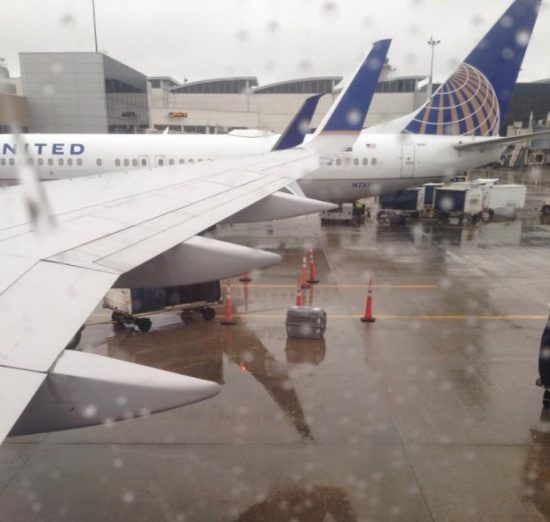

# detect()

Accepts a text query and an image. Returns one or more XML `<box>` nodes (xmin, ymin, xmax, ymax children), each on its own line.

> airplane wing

<box><xmin>453</xmin><ymin>130</ymin><xmax>550</xmax><ymax>152</ymax></box>
<box><xmin>0</xmin><ymin>146</ymin><xmax>318</xmax><ymax>442</ymax></box>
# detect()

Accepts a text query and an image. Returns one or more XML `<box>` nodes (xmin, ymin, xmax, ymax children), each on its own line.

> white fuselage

<box><xmin>0</xmin><ymin>132</ymin><xmax>501</xmax><ymax>201</ymax></box>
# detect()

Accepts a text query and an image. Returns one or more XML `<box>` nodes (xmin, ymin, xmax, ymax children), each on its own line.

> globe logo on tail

<box><xmin>405</xmin><ymin>63</ymin><xmax>500</xmax><ymax>136</ymax></box>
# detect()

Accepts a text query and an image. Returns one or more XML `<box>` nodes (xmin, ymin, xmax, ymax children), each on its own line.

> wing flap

<box><xmin>0</xmin><ymin>367</ymin><xmax>46</xmax><ymax>443</ymax></box>
<box><xmin>0</xmin><ymin>260</ymin><xmax>117</xmax><ymax>372</ymax></box>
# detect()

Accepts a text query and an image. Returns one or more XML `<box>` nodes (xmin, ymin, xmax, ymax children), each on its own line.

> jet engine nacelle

<box><xmin>114</xmin><ymin>236</ymin><xmax>281</xmax><ymax>288</ymax></box>
<box><xmin>10</xmin><ymin>350</ymin><xmax>220</xmax><ymax>436</ymax></box>
<box><xmin>224</xmin><ymin>191</ymin><xmax>336</xmax><ymax>224</ymax></box>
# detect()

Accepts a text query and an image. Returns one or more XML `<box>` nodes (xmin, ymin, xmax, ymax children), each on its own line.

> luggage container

<box><xmin>434</xmin><ymin>185</ymin><xmax>484</xmax><ymax>224</ymax></box>
<box><xmin>482</xmin><ymin>184</ymin><xmax>526</xmax><ymax>218</ymax></box>
<box><xmin>423</xmin><ymin>183</ymin><xmax>444</xmax><ymax>209</ymax></box>
<box><xmin>104</xmin><ymin>281</ymin><xmax>222</xmax><ymax>332</ymax></box>
<box><xmin>379</xmin><ymin>187</ymin><xmax>424</xmax><ymax>212</ymax></box>
<box><xmin>377</xmin><ymin>187</ymin><xmax>425</xmax><ymax>225</ymax></box>
<box><xmin>285</xmin><ymin>306</ymin><xmax>327</xmax><ymax>339</ymax></box>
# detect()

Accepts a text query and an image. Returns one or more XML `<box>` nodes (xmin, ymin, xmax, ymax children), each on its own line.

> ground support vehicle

<box><xmin>104</xmin><ymin>281</ymin><xmax>222</xmax><ymax>332</ymax></box>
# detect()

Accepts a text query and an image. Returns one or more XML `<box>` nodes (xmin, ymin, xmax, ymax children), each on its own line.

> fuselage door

<box><xmin>400</xmin><ymin>144</ymin><xmax>415</xmax><ymax>178</ymax></box>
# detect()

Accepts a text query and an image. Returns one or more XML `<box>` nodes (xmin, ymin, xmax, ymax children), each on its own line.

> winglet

<box><xmin>309</xmin><ymin>39</ymin><xmax>391</xmax><ymax>151</ymax></box>
<box><xmin>272</xmin><ymin>94</ymin><xmax>323</xmax><ymax>151</ymax></box>
<box><xmin>404</xmin><ymin>0</ymin><xmax>541</xmax><ymax>137</ymax></box>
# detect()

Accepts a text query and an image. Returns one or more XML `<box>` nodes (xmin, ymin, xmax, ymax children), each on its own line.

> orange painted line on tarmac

<box><xmin>223</xmin><ymin>284</ymin><xmax>439</xmax><ymax>290</ymax></box>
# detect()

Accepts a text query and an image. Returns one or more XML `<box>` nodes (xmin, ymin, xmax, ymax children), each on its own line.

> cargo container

<box><xmin>104</xmin><ymin>281</ymin><xmax>222</xmax><ymax>331</ymax></box>
<box><xmin>423</xmin><ymin>183</ymin><xmax>444</xmax><ymax>208</ymax></box>
<box><xmin>377</xmin><ymin>187</ymin><xmax>425</xmax><ymax>225</ymax></box>
<box><xmin>483</xmin><ymin>184</ymin><xmax>526</xmax><ymax>217</ymax></box>
<box><xmin>434</xmin><ymin>185</ymin><xmax>484</xmax><ymax>223</ymax></box>
<box><xmin>379</xmin><ymin>187</ymin><xmax>424</xmax><ymax>212</ymax></box>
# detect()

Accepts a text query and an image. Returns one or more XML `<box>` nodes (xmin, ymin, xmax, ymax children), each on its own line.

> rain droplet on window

<box><xmin>500</xmin><ymin>14</ymin><xmax>514</xmax><ymax>28</ymax></box>
<box><xmin>515</xmin><ymin>30</ymin><xmax>531</xmax><ymax>47</ymax></box>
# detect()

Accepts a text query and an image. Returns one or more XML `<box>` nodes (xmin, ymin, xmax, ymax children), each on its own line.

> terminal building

<box><xmin>147</xmin><ymin>74</ymin><xmax>427</xmax><ymax>134</ymax></box>
<box><xmin>18</xmin><ymin>52</ymin><xmax>149</xmax><ymax>133</ymax></box>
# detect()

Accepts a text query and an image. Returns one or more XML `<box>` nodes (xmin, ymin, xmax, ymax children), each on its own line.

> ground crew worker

<box><xmin>352</xmin><ymin>200</ymin><xmax>366</xmax><ymax>225</ymax></box>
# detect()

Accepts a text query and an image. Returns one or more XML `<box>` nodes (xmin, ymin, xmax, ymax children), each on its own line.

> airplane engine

<box><xmin>10</xmin><ymin>350</ymin><xmax>220</xmax><ymax>436</ymax></box>
<box><xmin>113</xmin><ymin>236</ymin><xmax>281</xmax><ymax>288</ymax></box>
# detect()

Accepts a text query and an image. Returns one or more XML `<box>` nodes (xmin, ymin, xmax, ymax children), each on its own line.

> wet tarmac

<box><xmin>2</xmin><ymin>169</ymin><xmax>550</xmax><ymax>521</ymax></box>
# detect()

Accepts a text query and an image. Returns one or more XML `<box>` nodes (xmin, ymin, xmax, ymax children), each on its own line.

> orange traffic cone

<box><xmin>239</xmin><ymin>272</ymin><xmax>252</xmax><ymax>283</ymax></box>
<box><xmin>300</xmin><ymin>254</ymin><xmax>310</xmax><ymax>289</ymax></box>
<box><xmin>361</xmin><ymin>278</ymin><xmax>376</xmax><ymax>323</ymax></box>
<box><xmin>221</xmin><ymin>281</ymin><xmax>237</xmax><ymax>325</ymax></box>
<box><xmin>307</xmin><ymin>248</ymin><xmax>319</xmax><ymax>284</ymax></box>
<box><xmin>295</xmin><ymin>285</ymin><xmax>304</xmax><ymax>307</ymax></box>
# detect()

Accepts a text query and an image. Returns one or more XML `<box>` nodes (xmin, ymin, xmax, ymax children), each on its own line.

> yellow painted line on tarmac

<box><xmin>232</xmin><ymin>314</ymin><xmax>547</xmax><ymax>321</ymax></box>
<box><xmin>223</xmin><ymin>284</ymin><xmax>439</xmax><ymax>289</ymax></box>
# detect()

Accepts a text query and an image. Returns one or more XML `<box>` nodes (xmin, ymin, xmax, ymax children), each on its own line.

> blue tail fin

<box><xmin>404</xmin><ymin>0</ymin><xmax>541</xmax><ymax>136</ymax></box>
<box><xmin>315</xmin><ymin>39</ymin><xmax>391</xmax><ymax>137</ymax></box>
<box><xmin>272</xmin><ymin>94</ymin><xmax>323</xmax><ymax>151</ymax></box>
<box><xmin>309</xmin><ymin>39</ymin><xmax>391</xmax><ymax>152</ymax></box>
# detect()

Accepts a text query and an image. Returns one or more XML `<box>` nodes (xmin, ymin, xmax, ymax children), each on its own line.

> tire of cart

<box><xmin>460</xmin><ymin>214</ymin><xmax>472</xmax><ymax>226</ymax></box>
<box><xmin>181</xmin><ymin>309</ymin><xmax>193</xmax><ymax>322</ymax></box>
<box><xmin>201</xmin><ymin>307</ymin><xmax>216</xmax><ymax>321</ymax></box>
<box><xmin>542</xmin><ymin>206</ymin><xmax>550</xmax><ymax>216</ymax></box>
<box><xmin>136</xmin><ymin>318</ymin><xmax>152</xmax><ymax>332</ymax></box>
<box><xmin>544</xmin><ymin>390</ymin><xmax>550</xmax><ymax>409</ymax></box>
<box><xmin>376</xmin><ymin>210</ymin><xmax>389</xmax><ymax>224</ymax></box>
<box><xmin>481</xmin><ymin>209</ymin><xmax>491</xmax><ymax>222</ymax></box>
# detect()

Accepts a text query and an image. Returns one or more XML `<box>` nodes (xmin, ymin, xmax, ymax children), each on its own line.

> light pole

<box><xmin>91</xmin><ymin>0</ymin><xmax>99</xmax><ymax>53</ymax></box>
<box><xmin>427</xmin><ymin>35</ymin><xmax>441</xmax><ymax>99</ymax></box>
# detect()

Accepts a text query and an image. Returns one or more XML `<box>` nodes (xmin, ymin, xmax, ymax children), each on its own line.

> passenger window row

<box><xmin>0</xmin><ymin>158</ymin><xmax>83</xmax><ymax>167</ymax></box>
<box><xmin>327</xmin><ymin>157</ymin><xmax>377</xmax><ymax>167</ymax></box>
<box><xmin>113</xmin><ymin>158</ymin><xmax>208</xmax><ymax>168</ymax></box>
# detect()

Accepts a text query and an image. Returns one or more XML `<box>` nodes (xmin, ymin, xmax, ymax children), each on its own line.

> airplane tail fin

<box><xmin>404</xmin><ymin>0</ymin><xmax>541</xmax><ymax>137</ymax></box>
<box><xmin>309</xmin><ymin>39</ymin><xmax>391</xmax><ymax>152</ymax></box>
<box><xmin>272</xmin><ymin>94</ymin><xmax>323</xmax><ymax>151</ymax></box>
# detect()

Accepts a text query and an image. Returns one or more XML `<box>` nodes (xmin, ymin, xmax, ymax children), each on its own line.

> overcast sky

<box><xmin>1</xmin><ymin>0</ymin><xmax>549</xmax><ymax>85</ymax></box>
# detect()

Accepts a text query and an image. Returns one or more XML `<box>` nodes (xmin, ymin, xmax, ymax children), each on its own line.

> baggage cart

<box><xmin>377</xmin><ymin>187</ymin><xmax>425</xmax><ymax>225</ymax></box>
<box><xmin>104</xmin><ymin>281</ymin><xmax>222</xmax><ymax>332</ymax></box>
<box><xmin>285</xmin><ymin>306</ymin><xmax>327</xmax><ymax>339</ymax></box>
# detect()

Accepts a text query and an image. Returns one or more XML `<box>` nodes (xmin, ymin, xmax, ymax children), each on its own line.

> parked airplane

<box><xmin>0</xmin><ymin>40</ymin><xmax>391</xmax><ymax>442</ymax></box>
<box><xmin>0</xmin><ymin>1</ymin><xmax>545</xmax><ymax>204</ymax></box>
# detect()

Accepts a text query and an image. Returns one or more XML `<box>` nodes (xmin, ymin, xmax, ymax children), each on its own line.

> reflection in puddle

<box><xmin>234</xmin><ymin>483</ymin><xmax>357</xmax><ymax>522</ymax></box>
